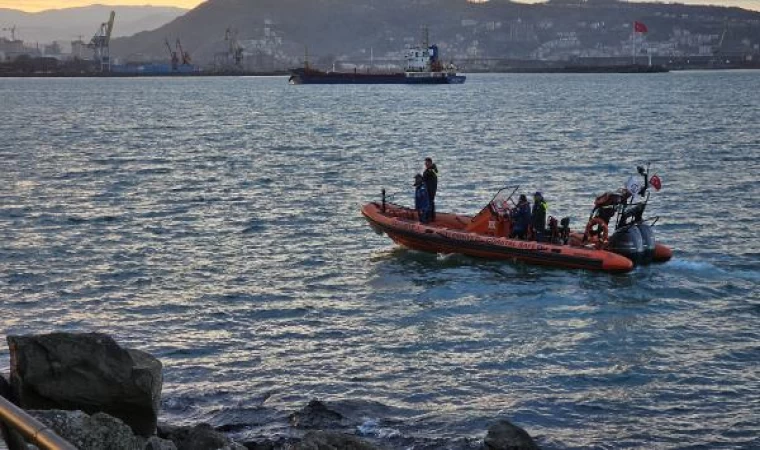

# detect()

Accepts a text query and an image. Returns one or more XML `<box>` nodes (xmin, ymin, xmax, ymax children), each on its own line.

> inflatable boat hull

<box><xmin>362</xmin><ymin>202</ymin><xmax>634</xmax><ymax>273</ymax></box>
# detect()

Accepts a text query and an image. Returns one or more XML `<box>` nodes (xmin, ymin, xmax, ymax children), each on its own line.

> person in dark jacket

<box><xmin>510</xmin><ymin>194</ymin><xmax>531</xmax><ymax>239</ymax></box>
<box><xmin>532</xmin><ymin>191</ymin><xmax>548</xmax><ymax>242</ymax></box>
<box><xmin>414</xmin><ymin>174</ymin><xmax>431</xmax><ymax>224</ymax></box>
<box><xmin>422</xmin><ymin>157</ymin><xmax>438</xmax><ymax>221</ymax></box>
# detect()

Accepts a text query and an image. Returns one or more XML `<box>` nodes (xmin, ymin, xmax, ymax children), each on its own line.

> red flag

<box><xmin>649</xmin><ymin>174</ymin><xmax>662</xmax><ymax>191</ymax></box>
<box><xmin>634</xmin><ymin>21</ymin><xmax>648</xmax><ymax>33</ymax></box>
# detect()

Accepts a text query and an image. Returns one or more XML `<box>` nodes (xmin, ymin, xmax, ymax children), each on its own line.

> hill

<box><xmin>0</xmin><ymin>5</ymin><xmax>188</xmax><ymax>45</ymax></box>
<box><xmin>108</xmin><ymin>0</ymin><xmax>760</xmax><ymax>69</ymax></box>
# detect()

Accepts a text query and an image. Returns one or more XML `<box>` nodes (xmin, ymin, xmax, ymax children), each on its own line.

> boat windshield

<box><xmin>489</xmin><ymin>186</ymin><xmax>520</xmax><ymax>213</ymax></box>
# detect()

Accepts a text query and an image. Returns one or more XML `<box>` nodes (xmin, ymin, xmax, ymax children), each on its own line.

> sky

<box><xmin>1</xmin><ymin>0</ymin><xmax>758</xmax><ymax>12</ymax></box>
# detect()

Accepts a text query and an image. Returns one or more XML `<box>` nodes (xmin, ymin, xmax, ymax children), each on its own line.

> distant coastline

<box><xmin>2</xmin><ymin>65</ymin><xmax>760</xmax><ymax>78</ymax></box>
<box><xmin>4</xmin><ymin>52</ymin><xmax>759</xmax><ymax>78</ymax></box>
<box><xmin>0</xmin><ymin>70</ymin><xmax>290</xmax><ymax>78</ymax></box>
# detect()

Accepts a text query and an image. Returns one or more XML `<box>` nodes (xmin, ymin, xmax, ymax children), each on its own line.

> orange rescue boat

<box><xmin>362</xmin><ymin>195</ymin><xmax>635</xmax><ymax>273</ymax></box>
<box><xmin>362</xmin><ymin>165</ymin><xmax>673</xmax><ymax>273</ymax></box>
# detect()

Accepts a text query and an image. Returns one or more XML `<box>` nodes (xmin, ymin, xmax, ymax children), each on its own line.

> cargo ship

<box><xmin>289</xmin><ymin>31</ymin><xmax>465</xmax><ymax>85</ymax></box>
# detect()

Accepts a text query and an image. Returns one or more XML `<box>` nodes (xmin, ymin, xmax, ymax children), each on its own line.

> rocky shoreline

<box><xmin>1</xmin><ymin>333</ymin><xmax>539</xmax><ymax>450</ymax></box>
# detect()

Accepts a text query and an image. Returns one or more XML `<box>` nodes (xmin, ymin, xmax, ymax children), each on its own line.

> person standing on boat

<box><xmin>414</xmin><ymin>174</ymin><xmax>431</xmax><ymax>224</ymax></box>
<box><xmin>422</xmin><ymin>157</ymin><xmax>439</xmax><ymax>221</ymax></box>
<box><xmin>532</xmin><ymin>191</ymin><xmax>548</xmax><ymax>242</ymax></box>
<box><xmin>510</xmin><ymin>194</ymin><xmax>531</xmax><ymax>239</ymax></box>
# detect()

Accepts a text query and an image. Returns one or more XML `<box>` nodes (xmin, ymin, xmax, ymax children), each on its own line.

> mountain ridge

<box><xmin>0</xmin><ymin>4</ymin><xmax>188</xmax><ymax>45</ymax></box>
<box><xmin>107</xmin><ymin>0</ymin><xmax>760</xmax><ymax>69</ymax></box>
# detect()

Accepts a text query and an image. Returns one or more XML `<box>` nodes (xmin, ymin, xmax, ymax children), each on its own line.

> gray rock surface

<box><xmin>289</xmin><ymin>400</ymin><xmax>344</xmax><ymax>430</ymax></box>
<box><xmin>8</xmin><ymin>332</ymin><xmax>162</xmax><ymax>436</ymax></box>
<box><xmin>483</xmin><ymin>420</ymin><xmax>540</xmax><ymax>450</ymax></box>
<box><xmin>294</xmin><ymin>431</ymin><xmax>381</xmax><ymax>450</ymax></box>
<box><xmin>157</xmin><ymin>422</ymin><xmax>191</xmax><ymax>446</ymax></box>
<box><xmin>158</xmin><ymin>423</ymin><xmax>245</xmax><ymax>450</ymax></box>
<box><xmin>145</xmin><ymin>436</ymin><xmax>179</xmax><ymax>450</ymax></box>
<box><xmin>30</xmin><ymin>410</ymin><xmax>141</xmax><ymax>450</ymax></box>
<box><xmin>30</xmin><ymin>410</ymin><xmax>177</xmax><ymax>450</ymax></box>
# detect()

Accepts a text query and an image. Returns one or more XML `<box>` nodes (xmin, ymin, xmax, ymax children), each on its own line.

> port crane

<box><xmin>165</xmin><ymin>38</ymin><xmax>179</xmax><ymax>70</ymax></box>
<box><xmin>712</xmin><ymin>19</ymin><xmax>729</xmax><ymax>65</ymax></box>
<box><xmin>176</xmin><ymin>39</ymin><xmax>191</xmax><ymax>65</ymax></box>
<box><xmin>88</xmin><ymin>11</ymin><xmax>115</xmax><ymax>72</ymax></box>
<box><xmin>225</xmin><ymin>28</ymin><xmax>244</xmax><ymax>68</ymax></box>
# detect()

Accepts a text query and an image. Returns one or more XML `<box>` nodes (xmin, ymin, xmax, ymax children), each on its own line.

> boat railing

<box><xmin>0</xmin><ymin>396</ymin><xmax>77</xmax><ymax>450</ymax></box>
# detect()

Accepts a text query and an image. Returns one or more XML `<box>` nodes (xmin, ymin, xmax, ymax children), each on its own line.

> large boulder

<box><xmin>8</xmin><ymin>333</ymin><xmax>163</xmax><ymax>437</ymax></box>
<box><xmin>484</xmin><ymin>420</ymin><xmax>540</xmax><ymax>450</ymax></box>
<box><xmin>29</xmin><ymin>410</ymin><xmax>176</xmax><ymax>450</ymax></box>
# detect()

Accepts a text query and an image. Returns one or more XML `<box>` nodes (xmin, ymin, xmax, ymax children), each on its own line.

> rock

<box><xmin>294</xmin><ymin>431</ymin><xmax>381</xmax><ymax>450</ymax></box>
<box><xmin>157</xmin><ymin>422</ymin><xmax>191</xmax><ymax>446</ymax></box>
<box><xmin>2</xmin><ymin>373</ymin><xmax>29</xmax><ymax>450</ymax></box>
<box><xmin>159</xmin><ymin>423</ymin><xmax>245</xmax><ymax>450</ymax></box>
<box><xmin>29</xmin><ymin>410</ymin><xmax>177</xmax><ymax>450</ymax></box>
<box><xmin>290</xmin><ymin>400</ymin><xmax>344</xmax><ymax>430</ymax></box>
<box><xmin>242</xmin><ymin>440</ymin><xmax>283</xmax><ymax>450</ymax></box>
<box><xmin>483</xmin><ymin>420</ymin><xmax>540</xmax><ymax>450</ymax></box>
<box><xmin>29</xmin><ymin>410</ymin><xmax>144</xmax><ymax>450</ymax></box>
<box><xmin>145</xmin><ymin>436</ymin><xmax>179</xmax><ymax>450</ymax></box>
<box><xmin>8</xmin><ymin>332</ymin><xmax>162</xmax><ymax>437</ymax></box>
<box><xmin>0</xmin><ymin>373</ymin><xmax>12</xmax><ymax>401</ymax></box>
<box><xmin>241</xmin><ymin>437</ymin><xmax>297</xmax><ymax>450</ymax></box>
<box><xmin>182</xmin><ymin>424</ymin><xmax>228</xmax><ymax>450</ymax></box>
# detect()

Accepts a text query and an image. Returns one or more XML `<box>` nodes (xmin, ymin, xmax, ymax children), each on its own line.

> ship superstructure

<box><xmin>289</xmin><ymin>29</ymin><xmax>465</xmax><ymax>85</ymax></box>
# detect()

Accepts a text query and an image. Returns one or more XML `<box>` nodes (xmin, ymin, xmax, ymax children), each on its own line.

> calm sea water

<box><xmin>0</xmin><ymin>73</ymin><xmax>758</xmax><ymax>449</ymax></box>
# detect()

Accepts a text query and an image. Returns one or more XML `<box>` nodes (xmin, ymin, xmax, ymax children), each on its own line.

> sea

<box><xmin>0</xmin><ymin>72</ymin><xmax>758</xmax><ymax>449</ymax></box>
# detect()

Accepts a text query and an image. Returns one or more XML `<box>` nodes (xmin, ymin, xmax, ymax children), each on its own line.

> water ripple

<box><xmin>0</xmin><ymin>73</ymin><xmax>758</xmax><ymax>448</ymax></box>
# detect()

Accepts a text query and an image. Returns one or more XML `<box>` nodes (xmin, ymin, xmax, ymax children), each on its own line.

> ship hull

<box><xmin>289</xmin><ymin>69</ymin><xmax>466</xmax><ymax>85</ymax></box>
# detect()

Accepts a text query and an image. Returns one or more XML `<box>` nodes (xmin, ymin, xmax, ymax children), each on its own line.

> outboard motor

<box><xmin>608</xmin><ymin>224</ymin><xmax>644</xmax><ymax>265</ymax></box>
<box><xmin>636</xmin><ymin>223</ymin><xmax>656</xmax><ymax>264</ymax></box>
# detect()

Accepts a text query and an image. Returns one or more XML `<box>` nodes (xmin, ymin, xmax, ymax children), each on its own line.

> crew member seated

<box><xmin>510</xmin><ymin>194</ymin><xmax>531</xmax><ymax>239</ymax></box>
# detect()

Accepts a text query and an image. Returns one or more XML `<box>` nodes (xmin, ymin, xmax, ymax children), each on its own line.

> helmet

<box><xmin>534</xmin><ymin>191</ymin><xmax>542</xmax><ymax>198</ymax></box>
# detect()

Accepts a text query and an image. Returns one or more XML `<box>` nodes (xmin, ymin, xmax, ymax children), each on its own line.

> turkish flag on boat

<box><xmin>649</xmin><ymin>174</ymin><xmax>662</xmax><ymax>191</ymax></box>
<box><xmin>634</xmin><ymin>21</ymin><xmax>648</xmax><ymax>33</ymax></box>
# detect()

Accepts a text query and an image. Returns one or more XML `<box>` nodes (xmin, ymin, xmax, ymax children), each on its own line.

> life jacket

<box><xmin>532</xmin><ymin>200</ymin><xmax>548</xmax><ymax>230</ymax></box>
